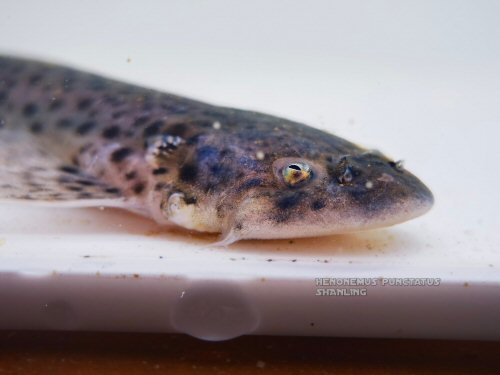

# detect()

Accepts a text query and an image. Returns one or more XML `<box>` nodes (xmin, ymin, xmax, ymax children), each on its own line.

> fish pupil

<box><xmin>282</xmin><ymin>163</ymin><xmax>312</xmax><ymax>186</ymax></box>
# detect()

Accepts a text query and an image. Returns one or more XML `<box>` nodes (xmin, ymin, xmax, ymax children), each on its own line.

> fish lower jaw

<box><xmin>231</xmin><ymin>204</ymin><xmax>433</xmax><ymax>241</ymax></box>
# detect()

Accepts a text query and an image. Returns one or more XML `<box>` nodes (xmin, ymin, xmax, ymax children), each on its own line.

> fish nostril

<box><xmin>338</xmin><ymin>166</ymin><xmax>353</xmax><ymax>184</ymax></box>
<box><xmin>388</xmin><ymin>160</ymin><xmax>405</xmax><ymax>172</ymax></box>
<box><xmin>326</xmin><ymin>155</ymin><xmax>356</xmax><ymax>185</ymax></box>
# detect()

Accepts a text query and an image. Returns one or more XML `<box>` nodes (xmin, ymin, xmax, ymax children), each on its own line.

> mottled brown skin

<box><xmin>0</xmin><ymin>56</ymin><xmax>433</xmax><ymax>243</ymax></box>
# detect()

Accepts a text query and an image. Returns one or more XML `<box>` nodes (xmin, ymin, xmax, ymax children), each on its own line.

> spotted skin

<box><xmin>0</xmin><ymin>56</ymin><xmax>434</xmax><ymax>244</ymax></box>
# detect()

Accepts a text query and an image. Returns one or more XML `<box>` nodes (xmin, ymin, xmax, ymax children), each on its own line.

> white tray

<box><xmin>1</xmin><ymin>194</ymin><xmax>498</xmax><ymax>341</ymax></box>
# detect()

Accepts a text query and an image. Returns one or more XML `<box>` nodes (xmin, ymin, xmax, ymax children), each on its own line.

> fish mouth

<box><xmin>366</xmin><ymin>183</ymin><xmax>433</xmax><ymax>230</ymax></box>
<box><xmin>228</xmin><ymin>183</ymin><xmax>433</xmax><ymax>243</ymax></box>
<box><xmin>346</xmin><ymin>171</ymin><xmax>434</xmax><ymax>231</ymax></box>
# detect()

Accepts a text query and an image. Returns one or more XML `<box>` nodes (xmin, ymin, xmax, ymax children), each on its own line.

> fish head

<box><xmin>220</xmin><ymin>150</ymin><xmax>434</xmax><ymax>244</ymax></box>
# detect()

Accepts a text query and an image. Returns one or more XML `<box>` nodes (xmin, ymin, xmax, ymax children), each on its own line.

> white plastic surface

<box><xmin>1</xmin><ymin>1</ymin><xmax>499</xmax><ymax>340</ymax></box>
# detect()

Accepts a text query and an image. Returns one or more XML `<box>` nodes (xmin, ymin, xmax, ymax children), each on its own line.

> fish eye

<box><xmin>282</xmin><ymin>162</ymin><xmax>312</xmax><ymax>186</ymax></box>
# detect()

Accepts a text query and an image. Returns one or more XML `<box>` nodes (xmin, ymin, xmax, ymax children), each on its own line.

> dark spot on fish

<box><xmin>207</xmin><ymin>164</ymin><xmax>233</xmax><ymax>187</ymax></box>
<box><xmin>186</xmin><ymin>134</ymin><xmax>202</xmax><ymax>145</ymax></box>
<box><xmin>143</xmin><ymin>121</ymin><xmax>162</xmax><ymax>137</ymax></box>
<box><xmin>312</xmin><ymin>199</ymin><xmax>326</xmax><ymax>211</ymax></box>
<box><xmin>59</xmin><ymin>165</ymin><xmax>80</xmax><ymax>174</ymax></box>
<box><xmin>28</xmin><ymin>73</ymin><xmax>42</xmax><ymax>86</ymax></box>
<box><xmin>75</xmin><ymin>179</ymin><xmax>95</xmax><ymax>186</ymax></box>
<box><xmin>0</xmin><ymin>91</ymin><xmax>7</xmax><ymax>105</ymax></box>
<box><xmin>238</xmin><ymin>156</ymin><xmax>259</xmax><ymax>170</ymax></box>
<box><xmin>76</xmin><ymin>121</ymin><xmax>96</xmax><ymax>135</ymax></box>
<box><xmin>30</xmin><ymin>121</ymin><xmax>44</xmax><ymax>134</ymax></box>
<box><xmin>152</xmin><ymin>167</ymin><xmax>168</xmax><ymax>175</ymax></box>
<box><xmin>133</xmin><ymin>115</ymin><xmax>150</xmax><ymax>127</ymax></box>
<box><xmin>197</xmin><ymin>146</ymin><xmax>219</xmax><ymax>162</ymax></box>
<box><xmin>103</xmin><ymin>95</ymin><xmax>123</xmax><ymax>107</ymax></box>
<box><xmin>209</xmin><ymin>163</ymin><xmax>227</xmax><ymax>177</ymax></box>
<box><xmin>133</xmin><ymin>183</ymin><xmax>145</xmax><ymax>195</ymax></box>
<box><xmin>57</xmin><ymin>118</ymin><xmax>73</xmax><ymax>129</ymax></box>
<box><xmin>66</xmin><ymin>185</ymin><xmax>83</xmax><ymax>192</ymax></box>
<box><xmin>2</xmin><ymin>80</ymin><xmax>17</xmax><ymax>92</ymax></box>
<box><xmin>105</xmin><ymin>187</ymin><xmax>121</xmax><ymax>194</ymax></box>
<box><xmin>49</xmin><ymin>99</ymin><xmax>64</xmax><ymax>111</ymax></box>
<box><xmin>219</xmin><ymin>149</ymin><xmax>230</xmax><ymax>157</ymax></box>
<box><xmin>277</xmin><ymin>192</ymin><xmax>305</xmax><ymax>210</ymax></box>
<box><xmin>235</xmin><ymin>223</ymin><xmax>243</xmax><ymax>230</ymax></box>
<box><xmin>168</xmin><ymin>123</ymin><xmax>187</xmax><ymax>136</ymax></box>
<box><xmin>154</xmin><ymin>182</ymin><xmax>166</xmax><ymax>191</ymax></box>
<box><xmin>77</xmin><ymin>98</ymin><xmax>93</xmax><ymax>111</ymax></box>
<box><xmin>125</xmin><ymin>171</ymin><xmax>137</xmax><ymax>180</ymax></box>
<box><xmin>179</xmin><ymin>164</ymin><xmax>198</xmax><ymax>182</ymax></box>
<box><xmin>22</xmin><ymin>103</ymin><xmax>38</xmax><ymax>117</ymax></box>
<box><xmin>57</xmin><ymin>176</ymin><xmax>72</xmax><ymax>184</ymax></box>
<box><xmin>70</xmin><ymin>154</ymin><xmax>80</xmax><ymax>167</ymax></box>
<box><xmin>102</xmin><ymin>126</ymin><xmax>121</xmax><ymax>139</ymax></box>
<box><xmin>110</xmin><ymin>147</ymin><xmax>133</xmax><ymax>163</ymax></box>
<box><xmin>238</xmin><ymin>178</ymin><xmax>262</xmax><ymax>191</ymax></box>
<box><xmin>184</xmin><ymin>195</ymin><xmax>197</xmax><ymax>205</ymax></box>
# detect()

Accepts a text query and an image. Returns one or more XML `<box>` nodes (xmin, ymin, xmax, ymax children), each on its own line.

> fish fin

<box><xmin>208</xmin><ymin>226</ymin><xmax>242</xmax><ymax>247</ymax></box>
<box><xmin>0</xmin><ymin>129</ymin><xmax>123</xmax><ymax>204</ymax></box>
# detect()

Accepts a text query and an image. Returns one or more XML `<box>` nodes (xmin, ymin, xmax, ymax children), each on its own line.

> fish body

<box><xmin>0</xmin><ymin>56</ymin><xmax>433</xmax><ymax>244</ymax></box>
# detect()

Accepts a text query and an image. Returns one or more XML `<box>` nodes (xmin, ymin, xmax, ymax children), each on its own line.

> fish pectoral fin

<box><xmin>0</xmin><ymin>130</ymin><xmax>123</xmax><ymax>204</ymax></box>
<box><xmin>207</xmin><ymin>217</ymin><xmax>243</xmax><ymax>247</ymax></box>
<box><xmin>208</xmin><ymin>230</ymin><xmax>242</xmax><ymax>248</ymax></box>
